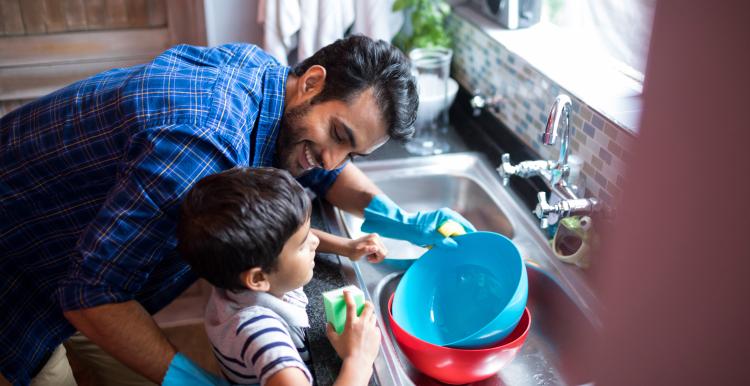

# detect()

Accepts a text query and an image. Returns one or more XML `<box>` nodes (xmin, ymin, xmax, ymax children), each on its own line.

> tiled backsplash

<box><xmin>447</xmin><ymin>12</ymin><xmax>636</xmax><ymax>206</ymax></box>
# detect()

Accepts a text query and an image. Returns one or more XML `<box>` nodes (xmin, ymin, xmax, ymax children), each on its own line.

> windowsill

<box><xmin>453</xmin><ymin>5</ymin><xmax>641</xmax><ymax>134</ymax></box>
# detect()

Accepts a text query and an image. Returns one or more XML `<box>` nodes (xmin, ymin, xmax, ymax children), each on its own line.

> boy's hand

<box><xmin>345</xmin><ymin>233</ymin><xmax>388</xmax><ymax>263</ymax></box>
<box><xmin>325</xmin><ymin>291</ymin><xmax>381</xmax><ymax>368</ymax></box>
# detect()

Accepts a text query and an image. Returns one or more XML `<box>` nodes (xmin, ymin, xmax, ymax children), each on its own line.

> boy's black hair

<box><xmin>177</xmin><ymin>167</ymin><xmax>312</xmax><ymax>291</ymax></box>
<box><xmin>292</xmin><ymin>34</ymin><xmax>418</xmax><ymax>141</ymax></box>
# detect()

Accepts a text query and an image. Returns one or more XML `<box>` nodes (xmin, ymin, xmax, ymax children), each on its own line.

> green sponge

<box><xmin>323</xmin><ymin>285</ymin><xmax>365</xmax><ymax>334</ymax></box>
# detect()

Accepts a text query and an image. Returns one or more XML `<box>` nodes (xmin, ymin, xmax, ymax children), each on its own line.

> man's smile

<box><xmin>299</xmin><ymin>142</ymin><xmax>321</xmax><ymax>172</ymax></box>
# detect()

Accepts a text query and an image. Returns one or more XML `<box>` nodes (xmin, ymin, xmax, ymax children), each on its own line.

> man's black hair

<box><xmin>292</xmin><ymin>34</ymin><xmax>418</xmax><ymax>140</ymax></box>
<box><xmin>177</xmin><ymin>167</ymin><xmax>312</xmax><ymax>291</ymax></box>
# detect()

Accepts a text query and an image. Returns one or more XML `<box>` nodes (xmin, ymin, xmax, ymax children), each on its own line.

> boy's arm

<box><xmin>312</xmin><ymin>229</ymin><xmax>357</xmax><ymax>256</ymax></box>
<box><xmin>266</xmin><ymin>356</ymin><xmax>373</xmax><ymax>386</ymax></box>
<box><xmin>312</xmin><ymin>229</ymin><xmax>387</xmax><ymax>263</ymax></box>
<box><xmin>266</xmin><ymin>368</ymin><xmax>311</xmax><ymax>386</ymax></box>
<box><xmin>332</xmin><ymin>356</ymin><xmax>375</xmax><ymax>386</ymax></box>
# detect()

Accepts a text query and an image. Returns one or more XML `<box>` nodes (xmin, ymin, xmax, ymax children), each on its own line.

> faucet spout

<box><xmin>542</xmin><ymin>95</ymin><xmax>573</xmax><ymax>185</ymax></box>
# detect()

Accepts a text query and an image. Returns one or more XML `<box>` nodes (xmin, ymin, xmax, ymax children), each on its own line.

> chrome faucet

<box><xmin>498</xmin><ymin>95</ymin><xmax>601</xmax><ymax>229</ymax></box>
<box><xmin>542</xmin><ymin>94</ymin><xmax>572</xmax><ymax>185</ymax></box>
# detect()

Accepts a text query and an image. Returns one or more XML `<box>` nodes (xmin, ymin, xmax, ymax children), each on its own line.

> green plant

<box><xmin>392</xmin><ymin>0</ymin><xmax>452</xmax><ymax>52</ymax></box>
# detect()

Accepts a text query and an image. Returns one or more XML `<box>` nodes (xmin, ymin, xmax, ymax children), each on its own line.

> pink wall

<box><xmin>585</xmin><ymin>0</ymin><xmax>750</xmax><ymax>384</ymax></box>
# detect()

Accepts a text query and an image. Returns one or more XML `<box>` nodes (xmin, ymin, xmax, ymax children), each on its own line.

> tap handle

<box><xmin>470</xmin><ymin>90</ymin><xmax>486</xmax><ymax>117</ymax></box>
<box><xmin>470</xmin><ymin>89</ymin><xmax>504</xmax><ymax>116</ymax></box>
<box><xmin>534</xmin><ymin>191</ymin><xmax>551</xmax><ymax>229</ymax></box>
<box><xmin>498</xmin><ymin>153</ymin><xmax>514</xmax><ymax>186</ymax></box>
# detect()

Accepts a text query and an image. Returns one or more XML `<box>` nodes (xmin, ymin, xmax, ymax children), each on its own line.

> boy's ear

<box><xmin>240</xmin><ymin>267</ymin><xmax>271</xmax><ymax>292</ymax></box>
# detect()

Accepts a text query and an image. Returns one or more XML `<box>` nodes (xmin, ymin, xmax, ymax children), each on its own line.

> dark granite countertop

<box><xmin>303</xmin><ymin>204</ymin><xmax>354</xmax><ymax>386</ymax></box>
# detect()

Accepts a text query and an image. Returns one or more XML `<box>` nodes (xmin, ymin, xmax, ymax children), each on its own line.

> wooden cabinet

<box><xmin>0</xmin><ymin>0</ymin><xmax>206</xmax><ymax>116</ymax></box>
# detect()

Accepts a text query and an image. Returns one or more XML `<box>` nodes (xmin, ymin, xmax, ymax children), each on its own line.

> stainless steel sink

<box><xmin>320</xmin><ymin>152</ymin><xmax>600</xmax><ymax>386</ymax></box>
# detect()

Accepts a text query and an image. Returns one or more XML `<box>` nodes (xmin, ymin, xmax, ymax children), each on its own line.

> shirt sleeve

<box><xmin>295</xmin><ymin>161</ymin><xmax>348</xmax><ymax>198</ymax></box>
<box><xmin>56</xmin><ymin>124</ymin><xmax>237</xmax><ymax>311</ymax></box>
<box><xmin>237</xmin><ymin>312</ymin><xmax>312</xmax><ymax>386</ymax></box>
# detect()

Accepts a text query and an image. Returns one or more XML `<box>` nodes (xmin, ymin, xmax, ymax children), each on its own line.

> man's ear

<box><xmin>298</xmin><ymin>65</ymin><xmax>326</xmax><ymax>99</ymax></box>
<box><xmin>240</xmin><ymin>267</ymin><xmax>271</xmax><ymax>292</ymax></box>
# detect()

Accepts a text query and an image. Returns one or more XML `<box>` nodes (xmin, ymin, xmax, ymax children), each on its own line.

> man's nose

<box><xmin>320</xmin><ymin>146</ymin><xmax>349</xmax><ymax>170</ymax></box>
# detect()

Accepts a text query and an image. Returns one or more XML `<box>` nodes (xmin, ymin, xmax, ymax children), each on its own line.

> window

<box><xmin>542</xmin><ymin>0</ymin><xmax>655</xmax><ymax>82</ymax></box>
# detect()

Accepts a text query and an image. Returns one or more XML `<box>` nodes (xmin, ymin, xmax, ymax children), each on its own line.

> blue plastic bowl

<box><xmin>392</xmin><ymin>231</ymin><xmax>528</xmax><ymax>348</ymax></box>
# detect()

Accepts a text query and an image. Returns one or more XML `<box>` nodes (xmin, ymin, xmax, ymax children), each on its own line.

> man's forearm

<box><xmin>325</xmin><ymin>163</ymin><xmax>382</xmax><ymax>217</ymax></box>
<box><xmin>63</xmin><ymin>300</ymin><xmax>176</xmax><ymax>383</ymax></box>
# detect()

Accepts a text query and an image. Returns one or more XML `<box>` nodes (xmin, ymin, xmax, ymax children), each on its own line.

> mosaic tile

<box><xmin>583</xmin><ymin>163</ymin><xmax>597</xmax><ymax>178</ymax></box>
<box><xmin>607</xmin><ymin>140</ymin><xmax>623</xmax><ymax>157</ymax></box>
<box><xmin>570</xmin><ymin>115</ymin><xmax>583</xmax><ymax>133</ymax></box>
<box><xmin>593</xmin><ymin>171</ymin><xmax>608</xmax><ymax>188</ymax></box>
<box><xmin>590</xmin><ymin>156</ymin><xmax>603</xmax><ymax>171</ymax></box>
<box><xmin>582</xmin><ymin>122</ymin><xmax>596</xmax><ymax>138</ymax></box>
<box><xmin>534</xmin><ymin>98</ymin><xmax>546</xmax><ymax>111</ymax></box>
<box><xmin>591</xmin><ymin>113</ymin><xmax>605</xmax><ymax>130</ymax></box>
<box><xmin>571</xmin><ymin>99</ymin><xmax>581</xmax><ymax>113</ymax></box>
<box><xmin>597</xmin><ymin>187</ymin><xmax>613</xmax><ymax>206</ymax></box>
<box><xmin>579</xmin><ymin>106</ymin><xmax>593</xmax><ymax>121</ymax></box>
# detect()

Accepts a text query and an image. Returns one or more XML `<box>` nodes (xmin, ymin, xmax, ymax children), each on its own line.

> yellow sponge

<box><xmin>323</xmin><ymin>285</ymin><xmax>365</xmax><ymax>334</ymax></box>
<box><xmin>437</xmin><ymin>219</ymin><xmax>466</xmax><ymax>237</ymax></box>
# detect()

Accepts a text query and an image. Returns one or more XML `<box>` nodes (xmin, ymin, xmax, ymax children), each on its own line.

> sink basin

<box><xmin>321</xmin><ymin>152</ymin><xmax>599</xmax><ymax>385</ymax></box>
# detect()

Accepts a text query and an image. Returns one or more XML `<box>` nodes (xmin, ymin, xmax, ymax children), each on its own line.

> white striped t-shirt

<box><xmin>204</xmin><ymin>287</ymin><xmax>312</xmax><ymax>385</ymax></box>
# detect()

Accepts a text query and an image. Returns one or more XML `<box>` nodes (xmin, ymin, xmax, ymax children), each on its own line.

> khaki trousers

<box><xmin>0</xmin><ymin>345</ymin><xmax>76</xmax><ymax>386</ymax></box>
<box><xmin>2</xmin><ymin>323</ymin><xmax>216</xmax><ymax>386</ymax></box>
<box><xmin>28</xmin><ymin>345</ymin><xmax>76</xmax><ymax>386</ymax></box>
<box><xmin>63</xmin><ymin>332</ymin><xmax>157</xmax><ymax>386</ymax></box>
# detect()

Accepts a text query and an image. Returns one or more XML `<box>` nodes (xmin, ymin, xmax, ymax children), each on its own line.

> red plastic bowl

<box><xmin>388</xmin><ymin>293</ymin><xmax>531</xmax><ymax>385</ymax></box>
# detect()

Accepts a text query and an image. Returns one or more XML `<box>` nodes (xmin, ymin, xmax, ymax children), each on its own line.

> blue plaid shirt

<box><xmin>0</xmin><ymin>43</ymin><xmax>343</xmax><ymax>385</ymax></box>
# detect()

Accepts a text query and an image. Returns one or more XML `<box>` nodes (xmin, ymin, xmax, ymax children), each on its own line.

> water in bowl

<box><xmin>429</xmin><ymin>263</ymin><xmax>511</xmax><ymax>344</ymax></box>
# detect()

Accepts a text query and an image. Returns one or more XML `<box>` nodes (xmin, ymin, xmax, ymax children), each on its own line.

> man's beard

<box><xmin>275</xmin><ymin>102</ymin><xmax>312</xmax><ymax>176</ymax></box>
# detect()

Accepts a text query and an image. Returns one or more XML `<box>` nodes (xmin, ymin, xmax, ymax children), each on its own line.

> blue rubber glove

<box><xmin>163</xmin><ymin>353</ymin><xmax>230</xmax><ymax>386</ymax></box>
<box><xmin>361</xmin><ymin>195</ymin><xmax>477</xmax><ymax>248</ymax></box>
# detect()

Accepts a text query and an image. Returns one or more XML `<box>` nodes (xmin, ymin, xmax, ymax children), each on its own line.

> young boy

<box><xmin>177</xmin><ymin>167</ymin><xmax>386</xmax><ymax>386</ymax></box>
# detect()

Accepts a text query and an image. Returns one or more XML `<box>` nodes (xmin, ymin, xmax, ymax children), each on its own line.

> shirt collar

<box><xmin>225</xmin><ymin>288</ymin><xmax>309</xmax><ymax>328</ymax></box>
<box><xmin>252</xmin><ymin>65</ymin><xmax>290</xmax><ymax>167</ymax></box>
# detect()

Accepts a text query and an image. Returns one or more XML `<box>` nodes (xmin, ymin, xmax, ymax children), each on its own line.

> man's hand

<box><xmin>361</xmin><ymin>195</ymin><xmax>477</xmax><ymax>248</ymax></box>
<box><xmin>163</xmin><ymin>353</ymin><xmax>230</xmax><ymax>386</ymax></box>
<box><xmin>343</xmin><ymin>233</ymin><xmax>388</xmax><ymax>263</ymax></box>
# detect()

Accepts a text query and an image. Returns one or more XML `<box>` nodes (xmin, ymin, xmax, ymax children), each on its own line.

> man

<box><xmin>0</xmin><ymin>35</ymin><xmax>474</xmax><ymax>385</ymax></box>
